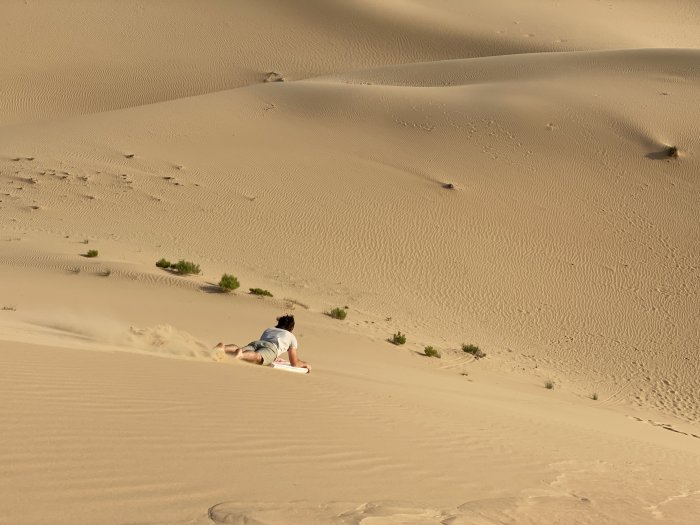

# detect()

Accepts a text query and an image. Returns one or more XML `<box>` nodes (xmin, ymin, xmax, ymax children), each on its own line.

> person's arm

<box><xmin>287</xmin><ymin>347</ymin><xmax>311</xmax><ymax>372</ymax></box>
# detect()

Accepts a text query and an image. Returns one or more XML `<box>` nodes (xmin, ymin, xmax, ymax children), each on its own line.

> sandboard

<box><xmin>271</xmin><ymin>362</ymin><xmax>309</xmax><ymax>374</ymax></box>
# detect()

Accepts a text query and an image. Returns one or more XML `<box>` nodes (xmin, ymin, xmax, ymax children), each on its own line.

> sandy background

<box><xmin>1</xmin><ymin>1</ymin><xmax>699</xmax><ymax>523</ymax></box>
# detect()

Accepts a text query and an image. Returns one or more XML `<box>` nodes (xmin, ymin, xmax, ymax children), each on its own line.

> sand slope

<box><xmin>2</xmin><ymin>48</ymin><xmax>698</xmax><ymax>420</ymax></box>
<box><xmin>1</xmin><ymin>1</ymin><xmax>699</xmax><ymax>524</ymax></box>
<box><xmin>2</xmin><ymin>268</ymin><xmax>700</xmax><ymax>524</ymax></box>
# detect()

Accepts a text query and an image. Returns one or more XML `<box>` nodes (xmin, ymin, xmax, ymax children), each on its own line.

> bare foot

<box><xmin>212</xmin><ymin>343</ymin><xmax>226</xmax><ymax>362</ymax></box>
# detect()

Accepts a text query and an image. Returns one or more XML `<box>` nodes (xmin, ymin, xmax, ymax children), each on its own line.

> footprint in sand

<box><xmin>207</xmin><ymin>496</ymin><xmax>607</xmax><ymax>525</ymax></box>
<box><xmin>208</xmin><ymin>500</ymin><xmax>451</xmax><ymax>524</ymax></box>
<box><xmin>628</xmin><ymin>416</ymin><xmax>697</xmax><ymax>438</ymax></box>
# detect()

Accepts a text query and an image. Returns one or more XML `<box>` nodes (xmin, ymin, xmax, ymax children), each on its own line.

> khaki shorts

<box><xmin>242</xmin><ymin>340</ymin><xmax>278</xmax><ymax>365</ymax></box>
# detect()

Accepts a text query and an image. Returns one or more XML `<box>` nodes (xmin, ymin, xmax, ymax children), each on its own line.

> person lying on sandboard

<box><xmin>215</xmin><ymin>314</ymin><xmax>311</xmax><ymax>372</ymax></box>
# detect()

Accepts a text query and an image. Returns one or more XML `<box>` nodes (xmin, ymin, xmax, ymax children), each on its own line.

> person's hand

<box><xmin>302</xmin><ymin>364</ymin><xmax>312</xmax><ymax>373</ymax></box>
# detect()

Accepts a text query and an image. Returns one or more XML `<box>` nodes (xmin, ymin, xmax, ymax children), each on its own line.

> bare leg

<box><xmin>237</xmin><ymin>350</ymin><xmax>263</xmax><ymax>365</ymax></box>
<box><xmin>214</xmin><ymin>343</ymin><xmax>263</xmax><ymax>364</ymax></box>
<box><xmin>213</xmin><ymin>343</ymin><xmax>242</xmax><ymax>361</ymax></box>
<box><xmin>219</xmin><ymin>343</ymin><xmax>241</xmax><ymax>355</ymax></box>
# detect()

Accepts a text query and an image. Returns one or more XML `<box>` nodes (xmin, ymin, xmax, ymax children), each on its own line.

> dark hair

<box><xmin>276</xmin><ymin>315</ymin><xmax>295</xmax><ymax>332</ymax></box>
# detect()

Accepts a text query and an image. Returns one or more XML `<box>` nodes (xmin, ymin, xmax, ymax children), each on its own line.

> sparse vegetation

<box><xmin>462</xmin><ymin>343</ymin><xmax>486</xmax><ymax>359</ymax></box>
<box><xmin>218</xmin><ymin>274</ymin><xmax>240</xmax><ymax>292</ymax></box>
<box><xmin>327</xmin><ymin>307</ymin><xmax>347</xmax><ymax>320</ymax></box>
<box><xmin>591</xmin><ymin>392</ymin><xmax>598</xmax><ymax>401</ymax></box>
<box><xmin>68</xmin><ymin>267</ymin><xmax>81</xmax><ymax>274</ymax></box>
<box><xmin>2</xmin><ymin>306</ymin><xmax>16</xmax><ymax>311</ymax></box>
<box><xmin>172</xmin><ymin>259</ymin><xmax>200</xmax><ymax>275</ymax></box>
<box><xmin>545</xmin><ymin>380</ymin><xmax>555</xmax><ymax>390</ymax></box>
<box><xmin>666</xmin><ymin>146</ymin><xmax>679</xmax><ymax>158</ymax></box>
<box><xmin>99</xmin><ymin>269</ymin><xmax>112</xmax><ymax>277</ymax></box>
<box><xmin>249</xmin><ymin>288</ymin><xmax>273</xmax><ymax>297</ymax></box>
<box><xmin>155</xmin><ymin>258</ymin><xmax>171</xmax><ymax>269</ymax></box>
<box><xmin>390</xmin><ymin>331</ymin><xmax>407</xmax><ymax>345</ymax></box>
<box><xmin>85</xmin><ymin>249</ymin><xmax>98</xmax><ymax>258</ymax></box>
<box><xmin>82</xmin><ymin>239</ymin><xmax>90</xmax><ymax>244</ymax></box>
<box><xmin>424</xmin><ymin>346</ymin><xmax>441</xmax><ymax>358</ymax></box>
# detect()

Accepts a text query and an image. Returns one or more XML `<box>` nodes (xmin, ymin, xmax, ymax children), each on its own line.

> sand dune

<box><xmin>2</xmin><ymin>1</ymin><xmax>699</xmax><ymax>124</ymax></box>
<box><xmin>3</xmin><ymin>47</ymin><xmax>697</xmax><ymax>419</ymax></box>
<box><xmin>1</xmin><ymin>1</ymin><xmax>699</xmax><ymax>524</ymax></box>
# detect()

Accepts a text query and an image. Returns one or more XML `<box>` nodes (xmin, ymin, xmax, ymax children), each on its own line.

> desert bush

<box><xmin>545</xmin><ymin>380</ymin><xmax>555</xmax><ymax>390</ymax></box>
<box><xmin>591</xmin><ymin>392</ymin><xmax>598</xmax><ymax>401</ymax></box>
<box><xmin>424</xmin><ymin>346</ymin><xmax>441</xmax><ymax>358</ymax></box>
<box><xmin>99</xmin><ymin>269</ymin><xmax>112</xmax><ymax>277</ymax></box>
<box><xmin>462</xmin><ymin>343</ymin><xmax>486</xmax><ymax>359</ymax></box>
<box><xmin>249</xmin><ymin>288</ymin><xmax>273</xmax><ymax>297</ymax></box>
<box><xmin>156</xmin><ymin>258</ymin><xmax>171</xmax><ymax>269</ymax></box>
<box><xmin>218</xmin><ymin>273</ymin><xmax>240</xmax><ymax>292</ymax></box>
<box><xmin>173</xmin><ymin>260</ymin><xmax>200</xmax><ymax>275</ymax></box>
<box><xmin>85</xmin><ymin>249</ymin><xmax>98</xmax><ymax>258</ymax></box>
<box><xmin>327</xmin><ymin>307</ymin><xmax>347</xmax><ymax>320</ymax></box>
<box><xmin>390</xmin><ymin>331</ymin><xmax>406</xmax><ymax>345</ymax></box>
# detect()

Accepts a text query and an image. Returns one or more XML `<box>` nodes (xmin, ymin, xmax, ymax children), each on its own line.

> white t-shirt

<box><xmin>260</xmin><ymin>327</ymin><xmax>298</xmax><ymax>358</ymax></box>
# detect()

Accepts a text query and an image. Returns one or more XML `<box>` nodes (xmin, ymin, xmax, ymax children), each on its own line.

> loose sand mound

<box><xmin>1</xmin><ymin>1</ymin><xmax>699</xmax><ymax>524</ymax></box>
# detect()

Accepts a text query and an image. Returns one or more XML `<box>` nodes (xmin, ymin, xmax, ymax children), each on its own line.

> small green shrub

<box><xmin>390</xmin><ymin>331</ymin><xmax>406</xmax><ymax>345</ymax></box>
<box><xmin>424</xmin><ymin>346</ymin><xmax>441</xmax><ymax>358</ymax></box>
<box><xmin>156</xmin><ymin>258</ymin><xmax>171</xmax><ymax>269</ymax></box>
<box><xmin>249</xmin><ymin>288</ymin><xmax>273</xmax><ymax>297</ymax></box>
<box><xmin>327</xmin><ymin>307</ymin><xmax>347</xmax><ymax>320</ymax></box>
<box><xmin>219</xmin><ymin>273</ymin><xmax>240</xmax><ymax>292</ymax></box>
<box><xmin>173</xmin><ymin>260</ymin><xmax>200</xmax><ymax>275</ymax></box>
<box><xmin>85</xmin><ymin>249</ymin><xmax>98</xmax><ymax>258</ymax></box>
<box><xmin>545</xmin><ymin>380</ymin><xmax>555</xmax><ymax>390</ymax></box>
<box><xmin>462</xmin><ymin>343</ymin><xmax>486</xmax><ymax>359</ymax></box>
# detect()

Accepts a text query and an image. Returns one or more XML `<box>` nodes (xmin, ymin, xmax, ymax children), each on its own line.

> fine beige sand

<box><xmin>1</xmin><ymin>1</ymin><xmax>699</xmax><ymax>524</ymax></box>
